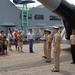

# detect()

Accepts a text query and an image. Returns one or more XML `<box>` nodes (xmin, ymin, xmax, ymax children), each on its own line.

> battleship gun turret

<box><xmin>38</xmin><ymin>0</ymin><xmax>75</xmax><ymax>39</ymax></box>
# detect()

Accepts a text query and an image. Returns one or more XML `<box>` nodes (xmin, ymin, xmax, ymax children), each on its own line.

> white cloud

<box><xmin>66</xmin><ymin>0</ymin><xmax>75</xmax><ymax>5</ymax></box>
<box><xmin>28</xmin><ymin>0</ymin><xmax>41</xmax><ymax>7</ymax></box>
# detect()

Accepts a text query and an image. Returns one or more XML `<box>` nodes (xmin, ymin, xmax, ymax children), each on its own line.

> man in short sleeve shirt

<box><xmin>46</xmin><ymin>29</ymin><xmax>52</xmax><ymax>63</ymax></box>
<box><xmin>52</xmin><ymin>26</ymin><xmax>61</xmax><ymax>72</ymax></box>
<box><xmin>70</xmin><ymin>29</ymin><xmax>75</xmax><ymax>64</ymax></box>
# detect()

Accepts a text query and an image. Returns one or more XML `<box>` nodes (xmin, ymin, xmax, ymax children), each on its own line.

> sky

<box><xmin>10</xmin><ymin>0</ymin><xmax>75</xmax><ymax>7</ymax></box>
<box><xmin>66</xmin><ymin>0</ymin><xmax>75</xmax><ymax>5</ymax></box>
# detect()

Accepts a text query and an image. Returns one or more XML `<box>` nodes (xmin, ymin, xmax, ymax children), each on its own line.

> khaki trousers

<box><xmin>43</xmin><ymin>42</ymin><xmax>47</xmax><ymax>57</ymax></box>
<box><xmin>54</xmin><ymin>49</ymin><xmax>60</xmax><ymax>70</ymax></box>
<box><xmin>46</xmin><ymin>44</ymin><xmax>51</xmax><ymax>61</ymax></box>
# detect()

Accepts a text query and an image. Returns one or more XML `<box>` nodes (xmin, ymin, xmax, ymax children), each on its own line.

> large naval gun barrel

<box><xmin>38</xmin><ymin>0</ymin><xmax>75</xmax><ymax>39</ymax></box>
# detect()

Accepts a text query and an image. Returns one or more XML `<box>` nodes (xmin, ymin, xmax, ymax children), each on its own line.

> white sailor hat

<box><xmin>44</xmin><ymin>29</ymin><xmax>51</xmax><ymax>32</ymax></box>
<box><xmin>53</xmin><ymin>26</ymin><xmax>59</xmax><ymax>29</ymax></box>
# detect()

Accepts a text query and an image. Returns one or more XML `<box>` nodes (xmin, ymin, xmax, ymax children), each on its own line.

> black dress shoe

<box><xmin>32</xmin><ymin>52</ymin><xmax>34</xmax><ymax>53</ymax></box>
<box><xmin>30</xmin><ymin>51</ymin><xmax>34</xmax><ymax>53</ymax></box>
<box><xmin>42</xmin><ymin>56</ymin><xmax>47</xmax><ymax>59</ymax></box>
<box><xmin>46</xmin><ymin>60</ymin><xmax>51</xmax><ymax>63</ymax></box>
<box><xmin>51</xmin><ymin>69</ymin><xmax>59</xmax><ymax>72</ymax></box>
<box><xmin>71</xmin><ymin>62</ymin><xmax>75</xmax><ymax>64</ymax></box>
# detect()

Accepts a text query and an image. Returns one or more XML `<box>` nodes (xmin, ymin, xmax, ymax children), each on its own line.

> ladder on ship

<box><xmin>21</xmin><ymin>4</ymin><xmax>28</xmax><ymax>30</ymax></box>
<box><xmin>12</xmin><ymin>0</ymin><xmax>35</xmax><ymax>30</ymax></box>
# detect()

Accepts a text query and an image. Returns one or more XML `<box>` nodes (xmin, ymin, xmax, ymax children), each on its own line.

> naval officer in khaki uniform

<box><xmin>42</xmin><ymin>29</ymin><xmax>47</xmax><ymax>59</ymax></box>
<box><xmin>52</xmin><ymin>26</ymin><xmax>61</xmax><ymax>72</ymax></box>
<box><xmin>70</xmin><ymin>29</ymin><xmax>75</xmax><ymax>64</ymax></box>
<box><xmin>46</xmin><ymin>29</ymin><xmax>52</xmax><ymax>63</ymax></box>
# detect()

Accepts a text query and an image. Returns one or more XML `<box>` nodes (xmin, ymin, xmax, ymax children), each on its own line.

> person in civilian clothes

<box><xmin>27</xmin><ymin>29</ymin><xmax>35</xmax><ymax>53</ymax></box>
<box><xmin>3</xmin><ymin>36</ymin><xmax>8</xmax><ymax>55</ymax></box>
<box><xmin>13</xmin><ymin>29</ymin><xmax>18</xmax><ymax>51</ymax></box>
<box><xmin>0</xmin><ymin>38</ymin><xmax>3</xmax><ymax>55</ymax></box>
<box><xmin>70</xmin><ymin>29</ymin><xmax>75</xmax><ymax>64</ymax></box>
<box><xmin>17</xmin><ymin>31</ymin><xmax>24</xmax><ymax>53</ymax></box>
<box><xmin>7</xmin><ymin>31</ymin><xmax>13</xmax><ymax>51</ymax></box>
<box><xmin>52</xmin><ymin>26</ymin><xmax>61</xmax><ymax>72</ymax></box>
<box><xmin>46</xmin><ymin>29</ymin><xmax>52</xmax><ymax>63</ymax></box>
<box><xmin>0</xmin><ymin>31</ymin><xmax>6</xmax><ymax>40</ymax></box>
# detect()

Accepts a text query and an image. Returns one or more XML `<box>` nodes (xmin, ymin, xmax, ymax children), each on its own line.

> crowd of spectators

<box><xmin>0</xmin><ymin>29</ymin><xmax>24</xmax><ymax>55</ymax></box>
